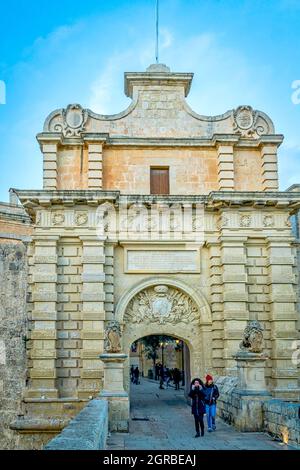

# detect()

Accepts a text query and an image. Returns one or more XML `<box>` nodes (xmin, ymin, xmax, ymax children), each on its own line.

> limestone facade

<box><xmin>1</xmin><ymin>63</ymin><xmax>300</xmax><ymax>447</ymax></box>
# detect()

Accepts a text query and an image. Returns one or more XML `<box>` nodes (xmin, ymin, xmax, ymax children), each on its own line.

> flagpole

<box><xmin>155</xmin><ymin>0</ymin><xmax>159</xmax><ymax>63</ymax></box>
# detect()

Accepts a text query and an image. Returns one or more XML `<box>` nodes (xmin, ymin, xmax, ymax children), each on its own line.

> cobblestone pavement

<box><xmin>107</xmin><ymin>378</ymin><xmax>291</xmax><ymax>450</ymax></box>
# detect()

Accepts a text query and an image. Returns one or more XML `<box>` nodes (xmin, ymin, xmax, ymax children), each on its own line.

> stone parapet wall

<box><xmin>44</xmin><ymin>398</ymin><xmax>108</xmax><ymax>450</ymax></box>
<box><xmin>263</xmin><ymin>399</ymin><xmax>300</xmax><ymax>448</ymax></box>
<box><xmin>216</xmin><ymin>376</ymin><xmax>300</xmax><ymax>449</ymax></box>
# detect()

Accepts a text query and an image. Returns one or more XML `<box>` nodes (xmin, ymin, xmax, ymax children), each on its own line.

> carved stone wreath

<box><xmin>263</xmin><ymin>215</ymin><xmax>274</xmax><ymax>228</ymax></box>
<box><xmin>75</xmin><ymin>212</ymin><xmax>88</xmax><ymax>226</ymax></box>
<box><xmin>240</xmin><ymin>215</ymin><xmax>251</xmax><ymax>228</ymax></box>
<box><xmin>52</xmin><ymin>212</ymin><xmax>65</xmax><ymax>226</ymax></box>
<box><xmin>124</xmin><ymin>285</ymin><xmax>200</xmax><ymax>325</ymax></box>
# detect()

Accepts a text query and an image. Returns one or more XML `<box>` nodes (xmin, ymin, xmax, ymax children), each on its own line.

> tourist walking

<box><xmin>203</xmin><ymin>374</ymin><xmax>219</xmax><ymax>432</ymax></box>
<box><xmin>155</xmin><ymin>363</ymin><xmax>160</xmax><ymax>381</ymax></box>
<box><xmin>173</xmin><ymin>368</ymin><xmax>181</xmax><ymax>390</ymax></box>
<box><xmin>165</xmin><ymin>368</ymin><xmax>172</xmax><ymax>387</ymax></box>
<box><xmin>130</xmin><ymin>365</ymin><xmax>135</xmax><ymax>383</ymax></box>
<box><xmin>188</xmin><ymin>378</ymin><xmax>206</xmax><ymax>437</ymax></box>
<box><xmin>133</xmin><ymin>367</ymin><xmax>140</xmax><ymax>385</ymax></box>
<box><xmin>159</xmin><ymin>364</ymin><xmax>166</xmax><ymax>389</ymax></box>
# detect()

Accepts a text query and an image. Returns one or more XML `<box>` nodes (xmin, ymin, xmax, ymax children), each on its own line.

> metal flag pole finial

<box><xmin>155</xmin><ymin>0</ymin><xmax>159</xmax><ymax>63</ymax></box>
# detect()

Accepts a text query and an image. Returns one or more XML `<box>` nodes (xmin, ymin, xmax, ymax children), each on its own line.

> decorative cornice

<box><xmin>36</xmin><ymin>133</ymin><xmax>284</xmax><ymax>148</ymax></box>
<box><xmin>13</xmin><ymin>189</ymin><xmax>300</xmax><ymax>213</ymax></box>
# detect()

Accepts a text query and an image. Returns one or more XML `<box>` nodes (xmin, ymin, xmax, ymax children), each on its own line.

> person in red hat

<box><xmin>203</xmin><ymin>374</ymin><xmax>219</xmax><ymax>432</ymax></box>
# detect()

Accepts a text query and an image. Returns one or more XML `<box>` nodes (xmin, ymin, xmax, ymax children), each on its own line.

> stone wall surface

<box><xmin>263</xmin><ymin>400</ymin><xmax>300</xmax><ymax>449</ymax></box>
<box><xmin>216</xmin><ymin>376</ymin><xmax>300</xmax><ymax>449</ymax></box>
<box><xmin>44</xmin><ymin>398</ymin><xmax>108</xmax><ymax>450</ymax></box>
<box><xmin>0</xmin><ymin>239</ymin><xmax>28</xmax><ymax>449</ymax></box>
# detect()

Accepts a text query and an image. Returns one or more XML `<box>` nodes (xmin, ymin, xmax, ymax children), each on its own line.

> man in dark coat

<box><xmin>188</xmin><ymin>378</ymin><xmax>206</xmax><ymax>437</ymax></box>
<box><xmin>173</xmin><ymin>368</ymin><xmax>181</xmax><ymax>390</ymax></box>
<box><xmin>203</xmin><ymin>374</ymin><xmax>219</xmax><ymax>431</ymax></box>
<box><xmin>133</xmin><ymin>367</ymin><xmax>140</xmax><ymax>385</ymax></box>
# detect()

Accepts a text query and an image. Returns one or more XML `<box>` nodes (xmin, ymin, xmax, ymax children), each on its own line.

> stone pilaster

<box><xmin>220</xmin><ymin>237</ymin><xmax>249</xmax><ymax>375</ymax></box>
<box><xmin>266</xmin><ymin>237</ymin><xmax>299</xmax><ymax>398</ymax></box>
<box><xmin>217</xmin><ymin>144</ymin><xmax>234</xmax><ymax>191</ymax></box>
<box><xmin>25</xmin><ymin>236</ymin><xmax>59</xmax><ymax>398</ymax></box>
<box><xmin>99</xmin><ymin>353</ymin><xmax>129</xmax><ymax>432</ymax></box>
<box><xmin>78</xmin><ymin>236</ymin><xmax>106</xmax><ymax>398</ymax></box>
<box><xmin>261</xmin><ymin>145</ymin><xmax>278</xmax><ymax>191</ymax></box>
<box><xmin>207</xmin><ymin>241</ymin><xmax>225</xmax><ymax>374</ymax></box>
<box><xmin>104</xmin><ymin>243</ymin><xmax>115</xmax><ymax>321</ymax></box>
<box><xmin>42</xmin><ymin>143</ymin><xmax>58</xmax><ymax>190</ymax></box>
<box><xmin>87</xmin><ymin>143</ymin><xmax>103</xmax><ymax>189</ymax></box>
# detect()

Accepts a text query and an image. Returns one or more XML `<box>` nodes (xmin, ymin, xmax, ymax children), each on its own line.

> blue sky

<box><xmin>0</xmin><ymin>0</ymin><xmax>300</xmax><ymax>201</ymax></box>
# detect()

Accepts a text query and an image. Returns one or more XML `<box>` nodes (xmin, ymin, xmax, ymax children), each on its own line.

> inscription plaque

<box><xmin>126</xmin><ymin>249</ymin><xmax>200</xmax><ymax>273</ymax></box>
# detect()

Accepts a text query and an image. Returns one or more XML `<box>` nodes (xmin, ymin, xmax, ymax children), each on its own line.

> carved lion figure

<box><xmin>104</xmin><ymin>321</ymin><xmax>122</xmax><ymax>353</ymax></box>
<box><xmin>239</xmin><ymin>320</ymin><xmax>264</xmax><ymax>353</ymax></box>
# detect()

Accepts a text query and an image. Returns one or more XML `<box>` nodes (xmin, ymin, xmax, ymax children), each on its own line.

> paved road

<box><xmin>107</xmin><ymin>378</ymin><xmax>291</xmax><ymax>450</ymax></box>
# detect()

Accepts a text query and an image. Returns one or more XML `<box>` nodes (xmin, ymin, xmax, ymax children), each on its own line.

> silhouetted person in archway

<box><xmin>159</xmin><ymin>364</ymin><xmax>166</xmax><ymax>389</ymax></box>
<box><xmin>130</xmin><ymin>365</ymin><xmax>135</xmax><ymax>383</ymax></box>
<box><xmin>173</xmin><ymin>368</ymin><xmax>181</xmax><ymax>390</ymax></box>
<box><xmin>133</xmin><ymin>367</ymin><xmax>140</xmax><ymax>385</ymax></box>
<box><xmin>155</xmin><ymin>363</ymin><xmax>160</xmax><ymax>381</ymax></box>
<box><xmin>188</xmin><ymin>378</ymin><xmax>205</xmax><ymax>437</ymax></box>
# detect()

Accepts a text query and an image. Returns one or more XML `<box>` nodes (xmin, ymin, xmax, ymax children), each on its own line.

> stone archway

<box><xmin>116</xmin><ymin>277</ymin><xmax>212</xmax><ymax>391</ymax></box>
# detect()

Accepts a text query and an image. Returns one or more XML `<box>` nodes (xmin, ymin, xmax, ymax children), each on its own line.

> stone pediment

<box><xmin>41</xmin><ymin>64</ymin><xmax>275</xmax><ymax>141</ymax></box>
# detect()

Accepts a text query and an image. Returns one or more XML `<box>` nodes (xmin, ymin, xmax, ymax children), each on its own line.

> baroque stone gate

<box><xmin>0</xmin><ymin>63</ymin><xmax>300</xmax><ymax>448</ymax></box>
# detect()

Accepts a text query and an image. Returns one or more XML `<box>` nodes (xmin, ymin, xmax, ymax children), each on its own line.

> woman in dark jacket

<box><xmin>188</xmin><ymin>378</ymin><xmax>206</xmax><ymax>437</ymax></box>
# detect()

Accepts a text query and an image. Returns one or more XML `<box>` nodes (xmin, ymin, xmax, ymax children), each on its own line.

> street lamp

<box><xmin>160</xmin><ymin>341</ymin><xmax>164</xmax><ymax>366</ymax></box>
<box><xmin>175</xmin><ymin>339</ymin><xmax>185</xmax><ymax>386</ymax></box>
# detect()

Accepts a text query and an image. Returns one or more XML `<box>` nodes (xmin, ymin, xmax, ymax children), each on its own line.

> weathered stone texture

<box><xmin>44</xmin><ymin>398</ymin><xmax>108</xmax><ymax>450</ymax></box>
<box><xmin>0</xmin><ymin>240</ymin><xmax>28</xmax><ymax>449</ymax></box>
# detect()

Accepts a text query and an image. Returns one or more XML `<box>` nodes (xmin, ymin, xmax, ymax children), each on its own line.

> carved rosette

<box><xmin>104</xmin><ymin>321</ymin><xmax>122</xmax><ymax>353</ymax></box>
<box><xmin>54</xmin><ymin>104</ymin><xmax>88</xmax><ymax>137</ymax></box>
<box><xmin>52</xmin><ymin>212</ymin><xmax>65</xmax><ymax>226</ymax></box>
<box><xmin>239</xmin><ymin>320</ymin><xmax>264</xmax><ymax>353</ymax></box>
<box><xmin>75</xmin><ymin>212</ymin><xmax>88</xmax><ymax>226</ymax></box>
<box><xmin>233</xmin><ymin>105</ymin><xmax>270</xmax><ymax>138</ymax></box>
<box><xmin>263</xmin><ymin>215</ymin><xmax>274</xmax><ymax>228</ymax></box>
<box><xmin>124</xmin><ymin>285</ymin><xmax>200</xmax><ymax>325</ymax></box>
<box><xmin>240</xmin><ymin>214</ymin><xmax>251</xmax><ymax>228</ymax></box>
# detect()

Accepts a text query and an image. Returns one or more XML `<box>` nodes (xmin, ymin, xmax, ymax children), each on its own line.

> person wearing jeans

<box><xmin>204</xmin><ymin>374</ymin><xmax>219</xmax><ymax>432</ymax></box>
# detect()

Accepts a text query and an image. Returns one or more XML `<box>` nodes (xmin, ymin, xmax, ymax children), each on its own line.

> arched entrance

<box><xmin>100</xmin><ymin>277</ymin><xmax>212</xmax><ymax>431</ymax></box>
<box><xmin>116</xmin><ymin>277</ymin><xmax>212</xmax><ymax>395</ymax></box>
<box><xmin>129</xmin><ymin>334</ymin><xmax>191</xmax><ymax>399</ymax></box>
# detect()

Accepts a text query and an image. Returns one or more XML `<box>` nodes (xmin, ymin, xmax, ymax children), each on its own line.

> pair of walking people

<box><xmin>188</xmin><ymin>374</ymin><xmax>219</xmax><ymax>437</ymax></box>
